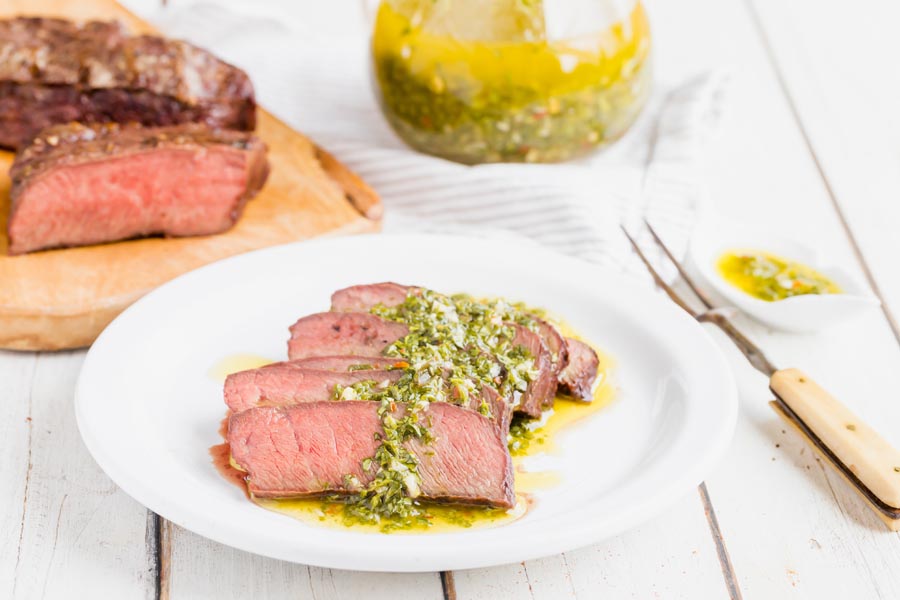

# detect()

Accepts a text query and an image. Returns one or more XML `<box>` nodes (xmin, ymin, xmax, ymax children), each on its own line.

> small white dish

<box><xmin>75</xmin><ymin>233</ymin><xmax>737</xmax><ymax>572</ymax></box>
<box><xmin>689</xmin><ymin>220</ymin><xmax>880</xmax><ymax>333</ymax></box>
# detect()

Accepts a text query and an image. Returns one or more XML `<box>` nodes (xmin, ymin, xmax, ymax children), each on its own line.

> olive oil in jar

<box><xmin>371</xmin><ymin>0</ymin><xmax>652</xmax><ymax>164</ymax></box>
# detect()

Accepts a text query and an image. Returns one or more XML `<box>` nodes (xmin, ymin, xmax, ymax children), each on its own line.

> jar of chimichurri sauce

<box><xmin>370</xmin><ymin>0</ymin><xmax>652</xmax><ymax>164</ymax></box>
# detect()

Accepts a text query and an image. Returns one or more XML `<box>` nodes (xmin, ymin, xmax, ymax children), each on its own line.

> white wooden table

<box><xmin>3</xmin><ymin>0</ymin><xmax>900</xmax><ymax>597</ymax></box>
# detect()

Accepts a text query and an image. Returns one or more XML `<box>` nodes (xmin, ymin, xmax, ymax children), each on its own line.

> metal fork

<box><xmin>623</xmin><ymin>220</ymin><xmax>900</xmax><ymax>530</ymax></box>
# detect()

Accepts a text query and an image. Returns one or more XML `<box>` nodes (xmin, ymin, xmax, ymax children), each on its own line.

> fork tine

<box><xmin>643</xmin><ymin>219</ymin><xmax>715</xmax><ymax>310</ymax></box>
<box><xmin>621</xmin><ymin>225</ymin><xmax>699</xmax><ymax>318</ymax></box>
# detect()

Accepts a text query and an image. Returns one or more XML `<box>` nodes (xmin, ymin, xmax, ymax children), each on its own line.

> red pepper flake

<box><xmin>393</xmin><ymin>360</ymin><xmax>410</xmax><ymax>369</ymax></box>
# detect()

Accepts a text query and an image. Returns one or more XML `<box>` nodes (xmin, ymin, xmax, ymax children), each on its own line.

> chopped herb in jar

<box><xmin>371</xmin><ymin>0</ymin><xmax>652</xmax><ymax>164</ymax></box>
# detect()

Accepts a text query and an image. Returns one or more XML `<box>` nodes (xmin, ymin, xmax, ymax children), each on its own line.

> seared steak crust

<box><xmin>532</xmin><ymin>317</ymin><xmax>568</xmax><ymax>375</ymax></box>
<box><xmin>0</xmin><ymin>17</ymin><xmax>256</xmax><ymax>148</ymax></box>
<box><xmin>509</xmin><ymin>324</ymin><xmax>557</xmax><ymax>417</ymax></box>
<box><xmin>10</xmin><ymin>122</ymin><xmax>266</xmax><ymax>188</ymax></box>
<box><xmin>558</xmin><ymin>338</ymin><xmax>600</xmax><ymax>400</ymax></box>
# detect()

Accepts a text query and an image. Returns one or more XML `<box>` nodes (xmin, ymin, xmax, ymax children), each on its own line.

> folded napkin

<box><xmin>123</xmin><ymin>0</ymin><xmax>728</xmax><ymax>279</ymax></box>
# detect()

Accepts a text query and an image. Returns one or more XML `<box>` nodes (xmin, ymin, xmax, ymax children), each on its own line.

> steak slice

<box><xmin>330</xmin><ymin>283</ymin><xmax>557</xmax><ymax>417</ymax></box>
<box><xmin>226</xmin><ymin>356</ymin><xmax>511</xmax><ymax>431</ymax></box>
<box><xmin>287</xmin><ymin>312</ymin><xmax>409</xmax><ymax>361</ymax></box>
<box><xmin>532</xmin><ymin>318</ymin><xmax>568</xmax><ymax>376</ymax></box>
<box><xmin>510</xmin><ymin>324</ymin><xmax>557</xmax><ymax>418</ymax></box>
<box><xmin>7</xmin><ymin>122</ymin><xmax>269</xmax><ymax>254</ymax></box>
<box><xmin>558</xmin><ymin>338</ymin><xmax>600</xmax><ymax>401</ymax></box>
<box><xmin>331</xmin><ymin>282</ymin><xmax>416</xmax><ymax>312</ymax></box>
<box><xmin>0</xmin><ymin>17</ymin><xmax>255</xmax><ymax>149</ymax></box>
<box><xmin>285</xmin><ymin>356</ymin><xmax>408</xmax><ymax>372</ymax></box>
<box><xmin>228</xmin><ymin>400</ymin><xmax>515</xmax><ymax>508</ymax></box>
<box><xmin>476</xmin><ymin>383</ymin><xmax>513</xmax><ymax>433</ymax></box>
<box><xmin>224</xmin><ymin>364</ymin><xmax>404</xmax><ymax>413</ymax></box>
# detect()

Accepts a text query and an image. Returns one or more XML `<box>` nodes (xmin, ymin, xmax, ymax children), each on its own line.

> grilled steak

<box><xmin>331</xmin><ymin>282</ymin><xmax>415</xmax><ymax>312</ymax></box>
<box><xmin>475</xmin><ymin>383</ymin><xmax>513</xmax><ymax>433</ymax></box>
<box><xmin>330</xmin><ymin>282</ymin><xmax>560</xmax><ymax>417</ymax></box>
<box><xmin>224</xmin><ymin>364</ymin><xmax>403</xmax><ymax>414</ymax></box>
<box><xmin>227</xmin><ymin>357</ymin><xmax>511</xmax><ymax>430</ymax></box>
<box><xmin>509</xmin><ymin>324</ymin><xmax>557</xmax><ymax>417</ymax></box>
<box><xmin>287</xmin><ymin>312</ymin><xmax>409</xmax><ymax>360</ymax></box>
<box><xmin>6</xmin><ymin>122</ymin><xmax>269</xmax><ymax>254</ymax></box>
<box><xmin>228</xmin><ymin>400</ymin><xmax>515</xmax><ymax>507</ymax></box>
<box><xmin>532</xmin><ymin>318</ymin><xmax>568</xmax><ymax>375</ymax></box>
<box><xmin>285</xmin><ymin>356</ymin><xmax>408</xmax><ymax>372</ymax></box>
<box><xmin>0</xmin><ymin>17</ymin><xmax>255</xmax><ymax>149</ymax></box>
<box><xmin>558</xmin><ymin>338</ymin><xmax>600</xmax><ymax>400</ymax></box>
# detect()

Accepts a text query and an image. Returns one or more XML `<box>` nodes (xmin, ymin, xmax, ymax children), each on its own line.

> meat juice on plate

<box><xmin>212</xmin><ymin>285</ymin><xmax>614</xmax><ymax>533</ymax></box>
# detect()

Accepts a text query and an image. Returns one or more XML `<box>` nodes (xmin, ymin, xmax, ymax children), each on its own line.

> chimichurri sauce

<box><xmin>371</xmin><ymin>0</ymin><xmax>652</xmax><ymax>164</ymax></box>
<box><xmin>717</xmin><ymin>250</ymin><xmax>842</xmax><ymax>302</ymax></box>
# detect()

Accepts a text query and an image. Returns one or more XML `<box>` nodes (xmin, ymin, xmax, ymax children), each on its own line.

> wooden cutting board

<box><xmin>0</xmin><ymin>0</ymin><xmax>382</xmax><ymax>351</ymax></box>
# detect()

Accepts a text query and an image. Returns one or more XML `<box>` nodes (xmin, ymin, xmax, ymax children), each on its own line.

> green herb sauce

<box><xmin>717</xmin><ymin>251</ymin><xmax>842</xmax><ymax>302</ymax></box>
<box><xmin>332</xmin><ymin>288</ymin><xmax>543</xmax><ymax>530</ymax></box>
<box><xmin>371</xmin><ymin>0</ymin><xmax>652</xmax><ymax>164</ymax></box>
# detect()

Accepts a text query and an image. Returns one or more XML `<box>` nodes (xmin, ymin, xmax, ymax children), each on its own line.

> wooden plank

<box><xmin>640</xmin><ymin>0</ymin><xmax>900</xmax><ymax>597</ymax></box>
<box><xmin>0</xmin><ymin>351</ymin><xmax>154</xmax><ymax>599</ymax></box>
<box><xmin>746</xmin><ymin>0</ymin><xmax>900</xmax><ymax>334</ymax></box>
<box><xmin>453</xmin><ymin>493</ymin><xmax>730</xmax><ymax>599</ymax></box>
<box><xmin>164</xmin><ymin>523</ymin><xmax>444</xmax><ymax>600</ymax></box>
<box><xmin>0</xmin><ymin>351</ymin><xmax>36</xmax><ymax>597</ymax></box>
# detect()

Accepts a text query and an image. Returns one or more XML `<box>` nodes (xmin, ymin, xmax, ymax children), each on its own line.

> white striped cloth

<box><xmin>124</xmin><ymin>0</ymin><xmax>729</xmax><ymax>278</ymax></box>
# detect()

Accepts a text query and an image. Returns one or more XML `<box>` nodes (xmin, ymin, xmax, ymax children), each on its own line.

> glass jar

<box><xmin>370</xmin><ymin>0</ymin><xmax>652</xmax><ymax>164</ymax></box>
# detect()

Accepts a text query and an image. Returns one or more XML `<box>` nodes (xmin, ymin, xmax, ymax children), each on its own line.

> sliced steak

<box><xmin>510</xmin><ymin>324</ymin><xmax>557</xmax><ymax>417</ymax></box>
<box><xmin>228</xmin><ymin>400</ymin><xmax>515</xmax><ymax>507</ymax></box>
<box><xmin>330</xmin><ymin>283</ymin><xmax>556</xmax><ymax>418</ymax></box>
<box><xmin>285</xmin><ymin>356</ymin><xmax>408</xmax><ymax>372</ymax></box>
<box><xmin>224</xmin><ymin>364</ymin><xmax>403</xmax><ymax>413</ymax></box>
<box><xmin>7</xmin><ymin>122</ymin><xmax>269</xmax><ymax>254</ymax></box>
<box><xmin>558</xmin><ymin>338</ymin><xmax>600</xmax><ymax>401</ymax></box>
<box><xmin>0</xmin><ymin>17</ymin><xmax>255</xmax><ymax>149</ymax></box>
<box><xmin>331</xmin><ymin>282</ymin><xmax>414</xmax><ymax>312</ymax></box>
<box><xmin>287</xmin><ymin>312</ymin><xmax>409</xmax><ymax>360</ymax></box>
<box><xmin>476</xmin><ymin>383</ymin><xmax>513</xmax><ymax>433</ymax></box>
<box><xmin>531</xmin><ymin>318</ymin><xmax>568</xmax><ymax>375</ymax></box>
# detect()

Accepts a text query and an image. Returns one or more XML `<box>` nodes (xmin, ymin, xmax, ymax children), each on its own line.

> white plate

<box><xmin>76</xmin><ymin>233</ymin><xmax>737</xmax><ymax>572</ymax></box>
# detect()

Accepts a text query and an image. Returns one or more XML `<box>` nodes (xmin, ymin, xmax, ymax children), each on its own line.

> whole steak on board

<box><xmin>0</xmin><ymin>17</ymin><xmax>256</xmax><ymax>149</ymax></box>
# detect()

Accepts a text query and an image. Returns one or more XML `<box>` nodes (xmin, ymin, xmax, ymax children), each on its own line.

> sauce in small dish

<box><xmin>690</xmin><ymin>219</ymin><xmax>879</xmax><ymax>332</ymax></box>
<box><xmin>716</xmin><ymin>250</ymin><xmax>841</xmax><ymax>302</ymax></box>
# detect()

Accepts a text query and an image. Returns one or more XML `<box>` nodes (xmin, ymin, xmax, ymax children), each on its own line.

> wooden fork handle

<box><xmin>770</xmin><ymin>368</ymin><xmax>900</xmax><ymax>527</ymax></box>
